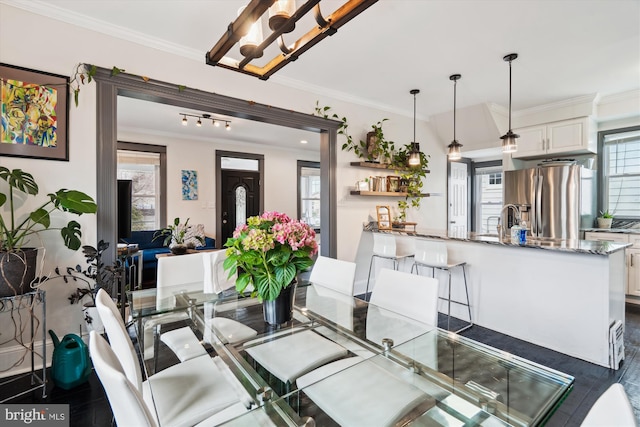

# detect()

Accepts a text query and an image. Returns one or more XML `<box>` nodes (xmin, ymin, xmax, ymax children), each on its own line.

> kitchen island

<box><xmin>353</xmin><ymin>227</ymin><xmax>630</xmax><ymax>368</ymax></box>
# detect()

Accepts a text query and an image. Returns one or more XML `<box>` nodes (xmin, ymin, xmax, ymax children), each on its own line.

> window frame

<box><xmin>470</xmin><ymin>160</ymin><xmax>502</xmax><ymax>233</ymax></box>
<box><xmin>297</xmin><ymin>160</ymin><xmax>321</xmax><ymax>232</ymax></box>
<box><xmin>117</xmin><ymin>141</ymin><xmax>167</xmax><ymax>229</ymax></box>
<box><xmin>597</xmin><ymin>125</ymin><xmax>640</xmax><ymax>220</ymax></box>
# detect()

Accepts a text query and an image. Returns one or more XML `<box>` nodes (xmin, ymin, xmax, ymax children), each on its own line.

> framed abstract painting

<box><xmin>182</xmin><ymin>170</ymin><xmax>198</xmax><ymax>200</ymax></box>
<box><xmin>0</xmin><ymin>63</ymin><xmax>69</xmax><ymax>161</ymax></box>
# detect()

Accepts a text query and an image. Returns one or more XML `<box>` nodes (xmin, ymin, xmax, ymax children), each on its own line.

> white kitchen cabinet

<box><xmin>512</xmin><ymin>117</ymin><xmax>595</xmax><ymax>159</ymax></box>
<box><xmin>629</xmin><ymin>249</ymin><xmax>640</xmax><ymax>296</ymax></box>
<box><xmin>585</xmin><ymin>231</ymin><xmax>640</xmax><ymax>298</ymax></box>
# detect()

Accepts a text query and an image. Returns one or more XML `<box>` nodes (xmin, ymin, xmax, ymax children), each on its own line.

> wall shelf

<box><xmin>350</xmin><ymin>190</ymin><xmax>431</xmax><ymax>197</ymax></box>
<box><xmin>349</xmin><ymin>161</ymin><xmax>430</xmax><ymax>173</ymax></box>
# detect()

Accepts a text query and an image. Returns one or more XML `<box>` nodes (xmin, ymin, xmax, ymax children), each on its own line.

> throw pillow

<box><xmin>184</xmin><ymin>223</ymin><xmax>206</xmax><ymax>248</ymax></box>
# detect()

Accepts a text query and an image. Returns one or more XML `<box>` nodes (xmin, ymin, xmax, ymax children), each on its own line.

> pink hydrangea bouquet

<box><xmin>223</xmin><ymin>211</ymin><xmax>318</xmax><ymax>301</ymax></box>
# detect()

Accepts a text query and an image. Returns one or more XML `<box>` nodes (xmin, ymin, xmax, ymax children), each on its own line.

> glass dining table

<box><xmin>128</xmin><ymin>282</ymin><xmax>574</xmax><ymax>427</ymax></box>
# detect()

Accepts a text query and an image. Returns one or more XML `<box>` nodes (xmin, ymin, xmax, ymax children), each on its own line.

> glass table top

<box><xmin>129</xmin><ymin>282</ymin><xmax>574</xmax><ymax>426</ymax></box>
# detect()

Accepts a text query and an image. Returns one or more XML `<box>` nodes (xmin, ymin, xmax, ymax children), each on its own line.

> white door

<box><xmin>448</xmin><ymin>162</ymin><xmax>468</xmax><ymax>234</ymax></box>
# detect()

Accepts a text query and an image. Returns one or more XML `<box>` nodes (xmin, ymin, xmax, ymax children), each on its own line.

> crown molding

<box><xmin>512</xmin><ymin>93</ymin><xmax>599</xmax><ymax>117</ymax></box>
<box><xmin>597</xmin><ymin>89</ymin><xmax>640</xmax><ymax>106</ymax></box>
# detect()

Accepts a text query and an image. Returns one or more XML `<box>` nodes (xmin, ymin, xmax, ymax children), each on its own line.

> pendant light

<box><xmin>447</xmin><ymin>74</ymin><xmax>462</xmax><ymax>161</ymax></box>
<box><xmin>238</xmin><ymin>6</ymin><xmax>264</xmax><ymax>59</ymax></box>
<box><xmin>500</xmin><ymin>53</ymin><xmax>519</xmax><ymax>153</ymax></box>
<box><xmin>407</xmin><ymin>89</ymin><xmax>421</xmax><ymax>167</ymax></box>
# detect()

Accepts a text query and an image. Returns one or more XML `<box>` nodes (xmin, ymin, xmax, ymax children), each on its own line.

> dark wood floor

<box><xmin>4</xmin><ymin>304</ymin><xmax>640</xmax><ymax>426</ymax></box>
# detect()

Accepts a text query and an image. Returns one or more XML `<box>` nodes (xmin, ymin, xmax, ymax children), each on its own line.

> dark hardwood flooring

<box><xmin>4</xmin><ymin>304</ymin><xmax>640</xmax><ymax>426</ymax></box>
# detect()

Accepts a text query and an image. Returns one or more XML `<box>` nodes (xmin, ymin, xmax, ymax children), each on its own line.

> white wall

<box><xmin>0</xmin><ymin>3</ymin><xmax>447</xmax><ymax>373</ymax></box>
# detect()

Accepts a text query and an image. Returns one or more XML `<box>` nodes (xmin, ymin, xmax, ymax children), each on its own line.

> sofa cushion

<box><xmin>123</xmin><ymin>230</ymin><xmax>165</xmax><ymax>250</ymax></box>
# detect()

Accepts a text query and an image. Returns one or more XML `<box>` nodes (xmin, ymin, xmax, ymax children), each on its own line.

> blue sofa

<box><xmin>122</xmin><ymin>230</ymin><xmax>216</xmax><ymax>284</ymax></box>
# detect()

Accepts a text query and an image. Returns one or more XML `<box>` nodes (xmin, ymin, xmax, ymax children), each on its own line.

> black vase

<box><xmin>0</xmin><ymin>248</ymin><xmax>38</xmax><ymax>297</ymax></box>
<box><xmin>262</xmin><ymin>282</ymin><xmax>296</xmax><ymax>326</ymax></box>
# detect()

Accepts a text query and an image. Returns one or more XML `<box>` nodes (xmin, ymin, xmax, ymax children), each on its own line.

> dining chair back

<box><xmin>369</xmin><ymin>268</ymin><xmax>439</xmax><ymax>326</ymax></box>
<box><xmin>95</xmin><ymin>288</ymin><xmax>143</xmax><ymax>390</ymax></box>
<box><xmin>309</xmin><ymin>256</ymin><xmax>356</xmax><ymax>295</ymax></box>
<box><xmin>89</xmin><ymin>331</ymin><xmax>158</xmax><ymax>427</ymax></box>
<box><xmin>156</xmin><ymin>252</ymin><xmax>206</xmax><ymax>309</ymax></box>
<box><xmin>581</xmin><ymin>383</ymin><xmax>637</xmax><ymax>427</ymax></box>
<box><xmin>203</xmin><ymin>250</ymin><xmax>236</xmax><ymax>294</ymax></box>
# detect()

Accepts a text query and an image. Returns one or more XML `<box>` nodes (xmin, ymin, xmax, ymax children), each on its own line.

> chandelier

<box><xmin>206</xmin><ymin>0</ymin><xmax>378</xmax><ymax>80</ymax></box>
<box><xmin>180</xmin><ymin>113</ymin><xmax>231</xmax><ymax>130</ymax></box>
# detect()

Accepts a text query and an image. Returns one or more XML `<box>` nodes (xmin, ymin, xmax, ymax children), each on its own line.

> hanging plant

<box><xmin>391</xmin><ymin>144</ymin><xmax>430</xmax><ymax>212</ymax></box>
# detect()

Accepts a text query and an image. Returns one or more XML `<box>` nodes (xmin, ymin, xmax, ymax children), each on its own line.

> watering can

<box><xmin>48</xmin><ymin>330</ymin><xmax>92</xmax><ymax>390</ymax></box>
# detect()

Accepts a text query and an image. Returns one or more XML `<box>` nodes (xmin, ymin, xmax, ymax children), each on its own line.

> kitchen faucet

<box><xmin>498</xmin><ymin>204</ymin><xmax>521</xmax><ymax>238</ymax></box>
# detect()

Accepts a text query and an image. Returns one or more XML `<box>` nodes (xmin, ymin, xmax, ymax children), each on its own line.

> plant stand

<box><xmin>0</xmin><ymin>289</ymin><xmax>47</xmax><ymax>402</ymax></box>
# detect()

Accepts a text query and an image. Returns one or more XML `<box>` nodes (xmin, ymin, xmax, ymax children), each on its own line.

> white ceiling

<box><xmin>9</xmin><ymin>0</ymin><xmax>640</xmax><ymax>148</ymax></box>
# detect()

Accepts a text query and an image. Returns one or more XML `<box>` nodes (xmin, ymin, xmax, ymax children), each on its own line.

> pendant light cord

<box><xmin>453</xmin><ymin>79</ymin><xmax>457</xmax><ymax>141</ymax></box>
<box><xmin>413</xmin><ymin>92</ymin><xmax>417</xmax><ymax>142</ymax></box>
<box><xmin>508</xmin><ymin>58</ymin><xmax>513</xmax><ymax>130</ymax></box>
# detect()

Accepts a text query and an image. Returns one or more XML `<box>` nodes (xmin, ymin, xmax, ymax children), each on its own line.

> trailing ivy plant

<box><xmin>391</xmin><ymin>144</ymin><xmax>430</xmax><ymax>215</ymax></box>
<box><xmin>314</xmin><ymin>102</ymin><xmax>394</xmax><ymax>162</ymax></box>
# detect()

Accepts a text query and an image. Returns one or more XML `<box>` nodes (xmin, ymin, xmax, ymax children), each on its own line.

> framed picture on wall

<box><xmin>387</xmin><ymin>176</ymin><xmax>400</xmax><ymax>192</ymax></box>
<box><xmin>376</xmin><ymin>205</ymin><xmax>392</xmax><ymax>230</ymax></box>
<box><xmin>0</xmin><ymin>63</ymin><xmax>69</xmax><ymax>161</ymax></box>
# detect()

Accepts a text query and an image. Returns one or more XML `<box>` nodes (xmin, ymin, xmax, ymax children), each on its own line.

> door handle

<box><xmin>222</xmin><ymin>219</ymin><xmax>227</xmax><ymax>224</ymax></box>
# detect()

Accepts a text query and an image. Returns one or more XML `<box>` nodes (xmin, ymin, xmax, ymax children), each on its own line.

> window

<box><xmin>599</xmin><ymin>126</ymin><xmax>640</xmax><ymax>218</ymax></box>
<box><xmin>117</xmin><ymin>143</ymin><xmax>166</xmax><ymax>230</ymax></box>
<box><xmin>471</xmin><ymin>161</ymin><xmax>503</xmax><ymax>233</ymax></box>
<box><xmin>298</xmin><ymin>161</ymin><xmax>320</xmax><ymax>229</ymax></box>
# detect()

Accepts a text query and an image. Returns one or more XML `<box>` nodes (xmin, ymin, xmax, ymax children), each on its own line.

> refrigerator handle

<box><xmin>535</xmin><ymin>174</ymin><xmax>542</xmax><ymax>237</ymax></box>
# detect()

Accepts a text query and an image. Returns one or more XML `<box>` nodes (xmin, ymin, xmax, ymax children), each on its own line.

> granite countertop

<box><xmin>582</xmin><ymin>228</ymin><xmax>640</xmax><ymax>235</ymax></box>
<box><xmin>364</xmin><ymin>225</ymin><xmax>630</xmax><ymax>255</ymax></box>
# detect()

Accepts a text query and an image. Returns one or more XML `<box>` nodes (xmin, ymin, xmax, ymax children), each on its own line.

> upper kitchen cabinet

<box><xmin>512</xmin><ymin>117</ymin><xmax>596</xmax><ymax>159</ymax></box>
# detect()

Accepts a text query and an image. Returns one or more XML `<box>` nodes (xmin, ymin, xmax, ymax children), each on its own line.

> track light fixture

<box><xmin>179</xmin><ymin>113</ymin><xmax>231</xmax><ymax>130</ymax></box>
<box><xmin>500</xmin><ymin>53</ymin><xmax>519</xmax><ymax>153</ymax></box>
<box><xmin>407</xmin><ymin>89</ymin><xmax>422</xmax><ymax>168</ymax></box>
<box><xmin>447</xmin><ymin>74</ymin><xmax>462</xmax><ymax>161</ymax></box>
<box><xmin>206</xmin><ymin>0</ymin><xmax>378</xmax><ymax>80</ymax></box>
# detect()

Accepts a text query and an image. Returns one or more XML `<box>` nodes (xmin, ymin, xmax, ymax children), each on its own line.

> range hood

<box><xmin>430</xmin><ymin>103</ymin><xmax>508</xmax><ymax>157</ymax></box>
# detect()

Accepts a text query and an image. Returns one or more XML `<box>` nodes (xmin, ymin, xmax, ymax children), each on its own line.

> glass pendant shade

<box><xmin>501</xmin><ymin>131</ymin><xmax>519</xmax><ymax>153</ymax></box>
<box><xmin>269</xmin><ymin>0</ymin><xmax>296</xmax><ymax>32</ymax></box>
<box><xmin>239</xmin><ymin>7</ymin><xmax>264</xmax><ymax>58</ymax></box>
<box><xmin>408</xmin><ymin>143</ymin><xmax>421</xmax><ymax>167</ymax></box>
<box><xmin>447</xmin><ymin>140</ymin><xmax>462</xmax><ymax>160</ymax></box>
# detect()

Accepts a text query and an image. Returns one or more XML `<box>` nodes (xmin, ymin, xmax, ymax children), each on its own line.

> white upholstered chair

<box><xmin>89</xmin><ymin>330</ymin><xmax>158</xmax><ymax>427</ymax></box>
<box><xmin>365</xmin><ymin>233</ymin><xmax>414</xmax><ymax>298</ymax></box>
<box><xmin>581</xmin><ymin>383</ymin><xmax>637</xmax><ymax>427</ymax></box>
<box><xmin>308</xmin><ymin>255</ymin><xmax>356</xmax><ymax>295</ymax></box>
<box><xmin>410</xmin><ymin>238</ymin><xmax>472</xmax><ymax>332</ymax></box>
<box><xmin>95</xmin><ymin>289</ymin><xmax>251</xmax><ymax>427</ymax></box>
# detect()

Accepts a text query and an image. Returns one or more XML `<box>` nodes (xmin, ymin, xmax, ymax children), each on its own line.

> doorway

<box><xmin>448</xmin><ymin>160</ymin><xmax>471</xmax><ymax>234</ymax></box>
<box><xmin>216</xmin><ymin>151</ymin><xmax>264</xmax><ymax>247</ymax></box>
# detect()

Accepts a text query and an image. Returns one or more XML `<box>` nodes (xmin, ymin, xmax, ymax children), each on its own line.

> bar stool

<box><xmin>410</xmin><ymin>239</ymin><xmax>472</xmax><ymax>333</ymax></box>
<box><xmin>365</xmin><ymin>233</ymin><xmax>414</xmax><ymax>299</ymax></box>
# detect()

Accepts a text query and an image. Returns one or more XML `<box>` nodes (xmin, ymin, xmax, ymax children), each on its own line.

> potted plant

<box><xmin>153</xmin><ymin>217</ymin><xmax>203</xmax><ymax>255</ymax></box>
<box><xmin>37</xmin><ymin>240</ymin><xmax>121</xmax><ymax>333</ymax></box>
<box><xmin>391</xmin><ymin>144</ymin><xmax>430</xmax><ymax>214</ymax></box>
<box><xmin>0</xmin><ymin>167</ymin><xmax>97</xmax><ymax>297</ymax></box>
<box><xmin>223</xmin><ymin>211</ymin><xmax>317</xmax><ymax>325</ymax></box>
<box><xmin>597</xmin><ymin>210</ymin><xmax>614</xmax><ymax>229</ymax></box>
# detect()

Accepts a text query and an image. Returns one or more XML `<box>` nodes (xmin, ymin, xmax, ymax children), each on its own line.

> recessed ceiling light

<box><xmin>300</xmin><ymin>140</ymin><xmax>308</xmax><ymax>144</ymax></box>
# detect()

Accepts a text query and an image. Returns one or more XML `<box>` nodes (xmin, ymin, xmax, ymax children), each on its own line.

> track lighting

<box><xmin>179</xmin><ymin>113</ymin><xmax>231</xmax><ymax>130</ymax></box>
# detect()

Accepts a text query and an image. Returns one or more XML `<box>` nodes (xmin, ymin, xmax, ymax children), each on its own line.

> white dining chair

<box><xmin>369</xmin><ymin>268</ymin><xmax>440</xmax><ymax>327</ymax></box>
<box><xmin>308</xmin><ymin>255</ymin><xmax>357</xmax><ymax>295</ymax></box>
<box><xmin>95</xmin><ymin>289</ymin><xmax>252</xmax><ymax>427</ymax></box>
<box><xmin>89</xmin><ymin>331</ymin><xmax>159</xmax><ymax>427</ymax></box>
<box><xmin>410</xmin><ymin>238</ymin><xmax>473</xmax><ymax>332</ymax></box>
<box><xmin>365</xmin><ymin>233</ymin><xmax>414</xmax><ymax>299</ymax></box>
<box><xmin>90</xmin><ymin>331</ymin><xmax>251</xmax><ymax>427</ymax></box>
<box><xmin>581</xmin><ymin>383</ymin><xmax>637</xmax><ymax>427</ymax></box>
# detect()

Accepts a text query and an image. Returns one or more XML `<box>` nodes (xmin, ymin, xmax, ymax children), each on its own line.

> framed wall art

<box><xmin>376</xmin><ymin>205</ymin><xmax>392</xmax><ymax>230</ymax></box>
<box><xmin>1</xmin><ymin>63</ymin><xmax>69</xmax><ymax>161</ymax></box>
<box><xmin>181</xmin><ymin>170</ymin><xmax>198</xmax><ymax>200</ymax></box>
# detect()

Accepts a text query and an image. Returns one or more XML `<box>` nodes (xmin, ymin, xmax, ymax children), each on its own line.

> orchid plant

<box><xmin>223</xmin><ymin>211</ymin><xmax>318</xmax><ymax>301</ymax></box>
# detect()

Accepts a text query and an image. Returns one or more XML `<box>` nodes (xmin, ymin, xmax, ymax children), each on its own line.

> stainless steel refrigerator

<box><xmin>503</xmin><ymin>161</ymin><xmax>584</xmax><ymax>240</ymax></box>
